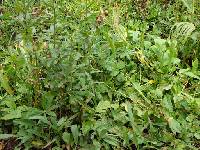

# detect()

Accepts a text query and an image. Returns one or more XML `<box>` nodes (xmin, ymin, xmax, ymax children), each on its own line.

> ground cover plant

<box><xmin>0</xmin><ymin>0</ymin><xmax>200</xmax><ymax>149</ymax></box>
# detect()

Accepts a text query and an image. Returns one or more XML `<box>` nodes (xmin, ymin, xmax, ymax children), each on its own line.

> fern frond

<box><xmin>171</xmin><ymin>22</ymin><xmax>195</xmax><ymax>39</ymax></box>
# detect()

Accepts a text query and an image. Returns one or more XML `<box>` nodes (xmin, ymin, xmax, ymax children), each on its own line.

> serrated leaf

<box><xmin>179</xmin><ymin>69</ymin><xmax>200</xmax><ymax>79</ymax></box>
<box><xmin>28</xmin><ymin>115</ymin><xmax>49</xmax><ymax>124</ymax></box>
<box><xmin>3</xmin><ymin>96</ymin><xmax>17</xmax><ymax>109</ymax></box>
<box><xmin>172</xmin><ymin>22</ymin><xmax>195</xmax><ymax>39</ymax></box>
<box><xmin>1</xmin><ymin>109</ymin><xmax>21</xmax><ymax>120</ymax></box>
<box><xmin>57</xmin><ymin>117</ymin><xmax>67</xmax><ymax>126</ymax></box>
<box><xmin>0</xmin><ymin>71</ymin><xmax>14</xmax><ymax>95</ymax></box>
<box><xmin>103</xmin><ymin>135</ymin><xmax>119</xmax><ymax>147</ymax></box>
<box><xmin>116</xmin><ymin>25</ymin><xmax>127</xmax><ymax>41</ymax></box>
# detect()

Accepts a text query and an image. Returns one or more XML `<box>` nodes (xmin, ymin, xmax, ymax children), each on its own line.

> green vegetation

<box><xmin>0</xmin><ymin>0</ymin><xmax>200</xmax><ymax>149</ymax></box>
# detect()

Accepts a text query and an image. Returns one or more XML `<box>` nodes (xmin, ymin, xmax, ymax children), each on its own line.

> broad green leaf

<box><xmin>154</xmin><ymin>38</ymin><xmax>166</xmax><ymax>46</ymax></box>
<box><xmin>96</xmin><ymin>101</ymin><xmax>111</xmax><ymax>113</ymax></box>
<box><xmin>0</xmin><ymin>134</ymin><xmax>15</xmax><ymax>139</ymax></box>
<box><xmin>93</xmin><ymin>140</ymin><xmax>101</xmax><ymax>150</ymax></box>
<box><xmin>194</xmin><ymin>133</ymin><xmax>200</xmax><ymax>139</ymax></box>
<box><xmin>110</xmin><ymin>103</ymin><xmax>119</xmax><ymax>110</ymax></box>
<box><xmin>127</xmin><ymin>102</ymin><xmax>140</xmax><ymax>135</ymax></box>
<box><xmin>62</xmin><ymin>132</ymin><xmax>71</xmax><ymax>144</ymax></box>
<box><xmin>192</xmin><ymin>58</ymin><xmax>198</xmax><ymax>72</ymax></box>
<box><xmin>181</xmin><ymin>0</ymin><xmax>195</xmax><ymax>13</ymax></box>
<box><xmin>42</xmin><ymin>92</ymin><xmax>54</xmax><ymax>110</ymax></box>
<box><xmin>194</xmin><ymin>98</ymin><xmax>200</xmax><ymax>107</ymax></box>
<box><xmin>168</xmin><ymin>117</ymin><xmax>181</xmax><ymax>133</ymax></box>
<box><xmin>71</xmin><ymin>125</ymin><xmax>79</xmax><ymax>144</ymax></box>
<box><xmin>1</xmin><ymin>1</ymin><xmax>200</xmax><ymax>149</ymax></box>
<box><xmin>162</xmin><ymin>96</ymin><xmax>173</xmax><ymax>112</ymax></box>
<box><xmin>129</xmin><ymin>31</ymin><xmax>140</xmax><ymax>42</ymax></box>
<box><xmin>82</xmin><ymin>121</ymin><xmax>93</xmax><ymax>135</ymax></box>
<box><xmin>57</xmin><ymin>117</ymin><xmax>67</xmax><ymax>126</ymax></box>
<box><xmin>127</xmin><ymin>102</ymin><xmax>134</xmax><ymax>127</ymax></box>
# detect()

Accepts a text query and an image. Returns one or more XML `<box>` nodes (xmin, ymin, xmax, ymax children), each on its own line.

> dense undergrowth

<box><xmin>0</xmin><ymin>0</ymin><xmax>200</xmax><ymax>149</ymax></box>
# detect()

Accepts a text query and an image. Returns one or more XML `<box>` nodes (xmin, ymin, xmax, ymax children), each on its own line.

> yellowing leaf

<box><xmin>0</xmin><ymin>142</ymin><xmax>4</xmax><ymax>150</ymax></box>
<box><xmin>135</xmin><ymin>50</ymin><xmax>150</xmax><ymax>67</ymax></box>
<box><xmin>148</xmin><ymin>80</ymin><xmax>155</xmax><ymax>84</ymax></box>
<box><xmin>121</xmin><ymin>103</ymin><xmax>128</xmax><ymax>112</ymax></box>
<box><xmin>32</xmin><ymin>140</ymin><xmax>44</xmax><ymax>148</ymax></box>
